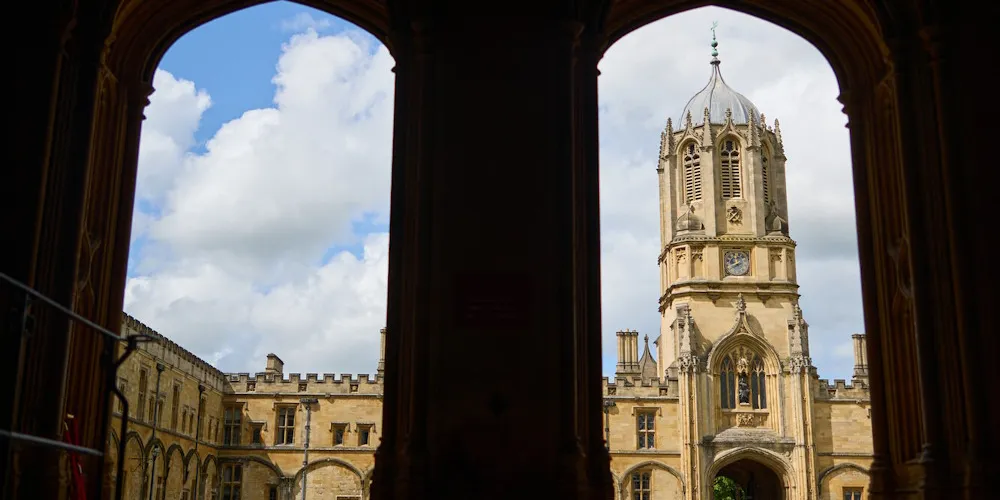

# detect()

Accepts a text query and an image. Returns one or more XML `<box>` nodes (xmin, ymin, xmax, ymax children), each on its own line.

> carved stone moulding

<box><xmin>735</xmin><ymin>412</ymin><xmax>756</xmax><ymax>427</ymax></box>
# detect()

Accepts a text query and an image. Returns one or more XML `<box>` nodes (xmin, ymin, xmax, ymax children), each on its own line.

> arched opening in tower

<box><xmin>713</xmin><ymin>458</ymin><xmax>784</xmax><ymax>500</ymax></box>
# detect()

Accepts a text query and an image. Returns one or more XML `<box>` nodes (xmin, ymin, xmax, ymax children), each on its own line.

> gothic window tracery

<box><xmin>720</xmin><ymin>356</ymin><xmax>736</xmax><ymax>409</ymax></box>
<box><xmin>683</xmin><ymin>143</ymin><xmax>702</xmax><ymax>203</ymax></box>
<box><xmin>720</xmin><ymin>347</ymin><xmax>767</xmax><ymax>410</ymax></box>
<box><xmin>720</xmin><ymin>138</ymin><xmax>742</xmax><ymax>199</ymax></box>
<box><xmin>750</xmin><ymin>355</ymin><xmax>767</xmax><ymax>409</ymax></box>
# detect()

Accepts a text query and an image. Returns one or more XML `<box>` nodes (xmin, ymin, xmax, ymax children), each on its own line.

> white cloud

<box><xmin>126</xmin><ymin>27</ymin><xmax>394</xmax><ymax>374</ymax></box>
<box><xmin>149</xmin><ymin>31</ymin><xmax>394</xmax><ymax>279</ymax></box>
<box><xmin>126</xmin><ymin>6</ymin><xmax>862</xmax><ymax>381</ymax></box>
<box><xmin>135</xmin><ymin>71</ymin><xmax>211</xmax><ymax>206</ymax></box>
<box><xmin>280</xmin><ymin>12</ymin><xmax>331</xmax><ymax>33</ymax></box>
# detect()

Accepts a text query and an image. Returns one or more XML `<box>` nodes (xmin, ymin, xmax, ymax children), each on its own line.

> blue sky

<box><xmin>125</xmin><ymin>3</ymin><xmax>864</xmax><ymax>382</ymax></box>
<box><xmin>160</xmin><ymin>4</ymin><xmax>362</xmax><ymax>150</ymax></box>
<box><xmin>129</xmin><ymin>4</ymin><xmax>387</xmax><ymax>276</ymax></box>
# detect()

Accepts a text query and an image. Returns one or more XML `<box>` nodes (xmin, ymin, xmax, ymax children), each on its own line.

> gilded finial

<box><xmin>710</xmin><ymin>22</ymin><xmax>720</xmax><ymax>63</ymax></box>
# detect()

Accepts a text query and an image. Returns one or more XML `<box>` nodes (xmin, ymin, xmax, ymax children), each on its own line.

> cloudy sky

<box><xmin>124</xmin><ymin>4</ymin><xmax>863</xmax><ymax>381</ymax></box>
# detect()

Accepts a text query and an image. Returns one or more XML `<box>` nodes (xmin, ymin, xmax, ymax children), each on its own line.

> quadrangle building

<box><xmin>104</xmin><ymin>38</ymin><xmax>874</xmax><ymax>500</ymax></box>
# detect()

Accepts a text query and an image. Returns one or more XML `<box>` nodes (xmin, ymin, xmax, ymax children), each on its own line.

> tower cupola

<box><xmin>678</xmin><ymin>30</ymin><xmax>760</xmax><ymax>126</ymax></box>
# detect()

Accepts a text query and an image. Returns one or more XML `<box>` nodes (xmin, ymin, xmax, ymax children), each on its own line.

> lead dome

<box><xmin>678</xmin><ymin>34</ymin><xmax>761</xmax><ymax>126</ymax></box>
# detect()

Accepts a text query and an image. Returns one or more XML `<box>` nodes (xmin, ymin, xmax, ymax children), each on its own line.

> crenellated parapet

<box><xmin>815</xmin><ymin>378</ymin><xmax>870</xmax><ymax>401</ymax></box>
<box><xmin>120</xmin><ymin>312</ymin><xmax>228</xmax><ymax>392</ymax></box>
<box><xmin>224</xmin><ymin>370</ymin><xmax>383</xmax><ymax>395</ymax></box>
<box><xmin>602</xmin><ymin>376</ymin><xmax>677</xmax><ymax>398</ymax></box>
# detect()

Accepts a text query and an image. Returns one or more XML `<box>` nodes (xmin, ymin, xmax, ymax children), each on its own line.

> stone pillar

<box><xmin>279</xmin><ymin>477</ymin><xmax>295</xmax><ymax>500</ymax></box>
<box><xmin>371</xmin><ymin>10</ymin><xmax>607</xmax><ymax>500</ymax></box>
<box><xmin>577</xmin><ymin>30</ymin><xmax>614</xmax><ymax>500</ymax></box>
<box><xmin>787</xmin><ymin>356</ymin><xmax>816</xmax><ymax>500</ymax></box>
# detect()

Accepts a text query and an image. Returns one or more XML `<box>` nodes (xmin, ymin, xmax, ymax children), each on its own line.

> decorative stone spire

<box><xmin>685</xmin><ymin>110</ymin><xmax>694</xmax><ymax>131</ymax></box>
<box><xmin>660</xmin><ymin>118</ymin><xmax>675</xmax><ymax>159</ymax></box>
<box><xmin>666</xmin><ymin>117</ymin><xmax>675</xmax><ymax>151</ymax></box>
<box><xmin>787</xmin><ymin>302</ymin><xmax>810</xmax><ymax>356</ymax></box>
<box><xmin>774</xmin><ymin>118</ymin><xmax>785</xmax><ymax>155</ymax></box>
<box><xmin>701</xmin><ymin>107</ymin><xmax>713</xmax><ymax>146</ymax></box>
<box><xmin>749</xmin><ymin>112</ymin><xmax>760</xmax><ymax>148</ymax></box>
<box><xmin>638</xmin><ymin>334</ymin><xmax>659</xmax><ymax>380</ymax></box>
<box><xmin>735</xmin><ymin>293</ymin><xmax>747</xmax><ymax>314</ymax></box>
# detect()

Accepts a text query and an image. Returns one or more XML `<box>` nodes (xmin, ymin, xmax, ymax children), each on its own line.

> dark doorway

<box><xmin>714</xmin><ymin>458</ymin><xmax>784</xmax><ymax>500</ymax></box>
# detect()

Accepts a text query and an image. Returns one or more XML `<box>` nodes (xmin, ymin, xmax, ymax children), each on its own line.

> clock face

<box><xmin>724</xmin><ymin>250</ymin><xmax>750</xmax><ymax>276</ymax></box>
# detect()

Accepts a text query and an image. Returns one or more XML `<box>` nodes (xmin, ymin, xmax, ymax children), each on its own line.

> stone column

<box><xmin>279</xmin><ymin>476</ymin><xmax>295</xmax><ymax>500</ymax></box>
<box><xmin>577</xmin><ymin>30</ymin><xmax>614</xmax><ymax>500</ymax></box>
<box><xmin>371</xmin><ymin>9</ymin><xmax>607</xmax><ymax>500</ymax></box>
<box><xmin>3</xmin><ymin>3</ymin><xmax>120</xmax><ymax>497</ymax></box>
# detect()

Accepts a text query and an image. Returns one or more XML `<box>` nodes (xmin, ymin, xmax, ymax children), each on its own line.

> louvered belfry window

<box><xmin>720</xmin><ymin>139</ymin><xmax>742</xmax><ymax>199</ymax></box>
<box><xmin>761</xmin><ymin>151</ymin><xmax>770</xmax><ymax>205</ymax></box>
<box><xmin>683</xmin><ymin>143</ymin><xmax>702</xmax><ymax>203</ymax></box>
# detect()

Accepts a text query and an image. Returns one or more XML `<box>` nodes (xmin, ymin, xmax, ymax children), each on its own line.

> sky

<box><xmin>124</xmin><ymin>4</ymin><xmax>863</xmax><ymax>381</ymax></box>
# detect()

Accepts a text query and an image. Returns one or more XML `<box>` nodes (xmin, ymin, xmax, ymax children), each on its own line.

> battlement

<box><xmin>224</xmin><ymin>370</ymin><xmax>383</xmax><ymax>395</ymax></box>
<box><xmin>816</xmin><ymin>377</ymin><xmax>870</xmax><ymax>400</ymax></box>
<box><xmin>121</xmin><ymin>313</ymin><xmax>228</xmax><ymax>392</ymax></box>
<box><xmin>602</xmin><ymin>376</ymin><xmax>678</xmax><ymax>398</ymax></box>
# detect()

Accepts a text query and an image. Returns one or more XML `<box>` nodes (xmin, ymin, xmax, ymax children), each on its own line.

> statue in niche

<box><xmin>738</xmin><ymin>374</ymin><xmax>750</xmax><ymax>405</ymax></box>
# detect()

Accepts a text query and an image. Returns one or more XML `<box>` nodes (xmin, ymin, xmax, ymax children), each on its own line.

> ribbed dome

<box><xmin>678</xmin><ymin>59</ymin><xmax>761</xmax><ymax>127</ymax></box>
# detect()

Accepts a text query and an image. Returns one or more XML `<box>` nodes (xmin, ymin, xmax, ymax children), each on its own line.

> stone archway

<box><xmin>5</xmin><ymin>0</ymin><xmax>993</xmax><ymax>498</ymax></box>
<box><xmin>714</xmin><ymin>458</ymin><xmax>785</xmax><ymax>500</ymax></box>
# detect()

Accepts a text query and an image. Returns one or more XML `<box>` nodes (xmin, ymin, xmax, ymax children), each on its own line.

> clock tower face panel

<box><xmin>724</xmin><ymin>249</ymin><xmax>751</xmax><ymax>276</ymax></box>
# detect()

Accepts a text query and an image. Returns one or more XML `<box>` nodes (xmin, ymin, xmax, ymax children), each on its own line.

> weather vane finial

<box><xmin>710</xmin><ymin>21</ymin><xmax>720</xmax><ymax>61</ymax></box>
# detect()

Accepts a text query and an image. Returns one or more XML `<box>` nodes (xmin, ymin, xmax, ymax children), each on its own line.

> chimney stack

<box><xmin>851</xmin><ymin>333</ymin><xmax>868</xmax><ymax>383</ymax></box>
<box><xmin>265</xmin><ymin>353</ymin><xmax>284</xmax><ymax>376</ymax></box>
<box><xmin>378</xmin><ymin>327</ymin><xmax>387</xmax><ymax>378</ymax></box>
<box><xmin>615</xmin><ymin>330</ymin><xmax>640</xmax><ymax>377</ymax></box>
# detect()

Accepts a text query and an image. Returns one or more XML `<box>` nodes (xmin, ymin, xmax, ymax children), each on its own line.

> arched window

<box><xmin>720</xmin><ymin>139</ymin><xmax>742</xmax><ymax>199</ymax></box>
<box><xmin>683</xmin><ymin>143</ymin><xmax>702</xmax><ymax>203</ymax></box>
<box><xmin>720</xmin><ymin>349</ymin><xmax>767</xmax><ymax>410</ymax></box>
<box><xmin>751</xmin><ymin>355</ymin><xmax>767</xmax><ymax>409</ymax></box>
<box><xmin>631</xmin><ymin>470</ymin><xmax>651</xmax><ymax>500</ymax></box>
<box><xmin>720</xmin><ymin>356</ymin><xmax>736</xmax><ymax>409</ymax></box>
<box><xmin>761</xmin><ymin>149</ymin><xmax>770</xmax><ymax>206</ymax></box>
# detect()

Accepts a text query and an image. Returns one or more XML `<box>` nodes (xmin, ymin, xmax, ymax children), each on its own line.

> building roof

<box><xmin>678</xmin><ymin>35</ymin><xmax>761</xmax><ymax>127</ymax></box>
